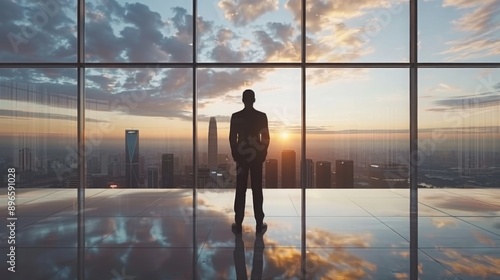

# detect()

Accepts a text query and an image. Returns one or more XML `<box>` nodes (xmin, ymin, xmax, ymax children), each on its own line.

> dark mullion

<box><xmin>409</xmin><ymin>0</ymin><xmax>419</xmax><ymax>280</ymax></box>
<box><xmin>300</xmin><ymin>0</ymin><xmax>307</xmax><ymax>279</ymax></box>
<box><xmin>77</xmin><ymin>0</ymin><xmax>86</xmax><ymax>279</ymax></box>
<box><xmin>192</xmin><ymin>1</ymin><xmax>198</xmax><ymax>279</ymax></box>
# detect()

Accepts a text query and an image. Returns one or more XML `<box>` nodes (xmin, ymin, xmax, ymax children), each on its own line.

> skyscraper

<box><xmin>305</xmin><ymin>158</ymin><xmax>314</xmax><ymax>188</ymax></box>
<box><xmin>208</xmin><ymin>117</ymin><xmax>218</xmax><ymax>171</ymax></box>
<box><xmin>147</xmin><ymin>166</ymin><xmax>159</xmax><ymax>188</ymax></box>
<box><xmin>335</xmin><ymin>160</ymin><xmax>353</xmax><ymax>188</ymax></box>
<box><xmin>18</xmin><ymin>148</ymin><xmax>33</xmax><ymax>172</ymax></box>
<box><xmin>265</xmin><ymin>159</ymin><xmax>278</xmax><ymax>188</ymax></box>
<box><xmin>162</xmin><ymin>153</ymin><xmax>174</xmax><ymax>188</ymax></box>
<box><xmin>282</xmin><ymin>150</ymin><xmax>296</xmax><ymax>188</ymax></box>
<box><xmin>316</xmin><ymin>161</ymin><xmax>332</xmax><ymax>188</ymax></box>
<box><xmin>125</xmin><ymin>130</ymin><xmax>140</xmax><ymax>188</ymax></box>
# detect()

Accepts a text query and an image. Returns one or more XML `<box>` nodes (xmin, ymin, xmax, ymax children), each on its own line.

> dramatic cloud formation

<box><xmin>85</xmin><ymin>1</ymin><xmax>194</xmax><ymax>62</ymax></box>
<box><xmin>0</xmin><ymin>0</ymin><xmax>77</xmax><ymax>62</ymax></box>
<box><xmin>440</xmin><ymin>0</ymin><xmax>500</xmax><ymax>60</ymax></box>
<box><xmin>438</xmin><ymin>249</ymin><xmax>500</xmax><ymax>278</ymax></box>
<box><xmin>218</xmin><ymin>0</ymin><xmax>279</xmax><ymax>26</ymax></box>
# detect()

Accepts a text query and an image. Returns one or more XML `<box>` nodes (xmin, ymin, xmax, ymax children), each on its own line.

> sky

<box><xmin>0</xmin><ymin>0</ymin><xmax>499</xmax><ymax>162</ymax></box>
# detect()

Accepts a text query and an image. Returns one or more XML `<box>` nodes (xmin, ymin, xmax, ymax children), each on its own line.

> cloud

<box><xmin>438</xmin><ymin>248</ymin><xmax>500</xmax><ymax>278</ymax></box>
<box><xmin>84</xmin><ymin>3</ymin><xmax>196</xmax><ymax>62</ymax></box>
<box><xmin>0</xmin><ymin>109</ymin><xmax>103</xmax><ymax>123</ymax></box>
<box><xmin>218</xmin><ymin>0</ymin><xmax>279</xmax><ymax>26</ymax></box>
<box><xmin>285</xmin><ymin>0</ymin><xmax>401</xmax><ymax>33</ymax></box>
<box><xmin>285</xmin><ymin>0</ymin><xmax>400</xmax><ymax>62</ymax></box>
<box><xmin>253</xmin><ymin>29</ymin><xmax>300</xmax><ymax>61</ymax></box>
<box><xmin>0</xmin><ymin>0</ymin><xmax>77</xmax><ymax>62</ymax></box>
<box><xmin>433</xmin><ymin>93</ymin><xmax>500</xmax><ymax>110</ymax></box>
<box><xmin>426</xmin><ymin>83</ymin><xmax>461</xmax><ymax>94</ymax></box>
<box><xmin>434</xmin><ymin>196</ymin><xmax>500</xmax><ymax>213</ymax></box>
<box><xmin>440</xmin><ymin>0</ymin><xmax>500</xmax><ymax>60</ymax></box>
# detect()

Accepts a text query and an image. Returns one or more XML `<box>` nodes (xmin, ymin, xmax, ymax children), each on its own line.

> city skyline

<box><xmin>0</xmin><ymin>1</ymin><xmax>499</xmax><ymax>190</ymax></box>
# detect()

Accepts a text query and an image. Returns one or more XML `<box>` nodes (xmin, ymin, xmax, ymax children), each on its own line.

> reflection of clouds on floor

<box><xmin>436</xmin><ymin>249</ymin><xmax>500</xmax><ymax>278</ymax></box>
<box><xmin>260</xmin><ymin>229</ymin><xmax>376</xmax><ymax>279</ymax></box>
<box><xmin>1</xmin><ymin>188</ymin><xmax>500</xmax><ymax>279</ymax></box>
<box><xmin>432</xmin><ymin>217</ymin><xmax>457</xmax><ymax>229</ymax></box>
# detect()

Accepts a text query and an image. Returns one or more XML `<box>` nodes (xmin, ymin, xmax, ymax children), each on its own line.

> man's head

<box><xmin>242</xmin><ymin>89</ymin><xmax>255</xmax><ymax>106</ymax></box>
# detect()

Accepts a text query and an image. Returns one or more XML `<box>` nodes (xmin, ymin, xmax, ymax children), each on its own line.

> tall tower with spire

<box><xmin>125</xmin><ymin>129</ymin><xmax>140</xmax><ymax>188</ymax></box>
<box><xmin>208</xmin><ymin>117</ymin><xmax>218</xmax><ymax>171</ymax></box>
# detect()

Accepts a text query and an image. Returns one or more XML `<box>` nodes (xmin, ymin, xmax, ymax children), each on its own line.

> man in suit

<box><xmin>229</xmin><ymin>89</ymin><xmax>270</xmax><ymax>234</ymax></box>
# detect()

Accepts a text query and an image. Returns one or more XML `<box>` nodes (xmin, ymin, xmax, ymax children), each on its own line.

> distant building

<box><xmin>125</xmin><ymin>130</ymin><xmax>140</xmax><ymax>188</ymax></box>
<box><xmin>316</xmin><ymin>161</ymin><xmax>332</xmax><ymax>188</ymax></box>
<box><xmin>146</xmin><ymin>166</ymin><xmax>159</xmax><ymax>188</ymax></box>
<box><xmin>162</xmin><ymin>153</ymin><xmax>174</xmax><ymax>188</ymax></box>
<box><xmin>370</xmin><ymin>163</ymin><xmax>408</xmax><ymax>188</ymax></box>
<box><xmin>208</xmin><ymin>117</ymin><xmax>218</xmax><ymax>171</ymax></box>
<box><xmin>18</xmin><ymin>148</ymin><xmax>33</xmax><ymax>172</ymax></box>
<box><xmin>335</xmin><ymin>160</ymin><xmax>353</xmax><ymax>188</ymax></box>
<box><xmin>198</xmin><ymin>167</ymin><xmax>211</xmax><ymax>188</ymax></box>
<box><xmin>265</xmin><ymin>159</ymin><xmax>278</xmax><ymax>188</ymax></box>
<box><xmin>305</xmin><ymin>159</ymin><xmax>314</xmax><ymax>188</ymax></box>
<box><xmin>282</xmin><ymin>150</ymin><xmax>296</xmax><ymax>188</ymax></box>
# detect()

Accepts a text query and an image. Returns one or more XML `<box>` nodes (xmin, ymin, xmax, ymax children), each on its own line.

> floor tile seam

<box><xmin>372</xmin><ymin>216</ymin><xmax>411</xmax><ymax>243</ymax></box>
<box><xmin>135</xmin><ymin>195</ymin><xmax>182</xmax><ymax>217</ymax></box>
<box><xmin>346</xmin><ymin>196</ymin><xmax>411</xmax><ymax>243</ymax></box>
<box><xmin>417</xmin><ymin>248</ymin><xmax>464</xmax><ymax>280</ymax></box>
<box><xmin>196</xmin><ymin>231</ymin><xmax>210</xmax><ymax>265</ymax></box>
<box><xmin>288</xmin><ymin>193</ymin><xmax>300</xmax><ymax>217</ymax></box>
<box><xmin>345</xmin><ymin>196</ymin><xmax>374</xmax><ymax>217</ymax></box>
<box><xmin>0</xmin><ymin>213</ymin><xmax>61</xmax><ymax>236</ymax></box>
<box><xmin>452</xmin><ymin>216</ymin><xmax>500</xmax><ymax>238</ymax></box>
<box><xmin>417</xmin><ymin>201</ymin><xmax>453</xmax><ymax>216</ymax></box>
<box><xmin>389</xmin><ymin>190</ymin><xmax>410</xmax><ymax>199</ymax></box>
<box><xmin>86</xmin><ymin>219</ymin><xmax>136</xmax><ymax>248</ymax></box>
<box><xmin>81</xmin><ymin>195</ymin><xmax>111</xmax><ymax>206</ymax></box>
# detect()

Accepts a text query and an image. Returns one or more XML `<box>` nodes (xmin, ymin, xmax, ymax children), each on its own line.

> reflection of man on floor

<box><xmin>233</xmin><ymin>232</ymin><xmax>265</xmax><ymax>280</ymax></box>
<box><xmin>230</xmin><ymin>89</ymin><xmax>270</xmax><ymax>234</ymax></box>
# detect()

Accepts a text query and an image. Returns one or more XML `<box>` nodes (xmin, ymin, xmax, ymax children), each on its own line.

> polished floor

<box><xmin>0</xmin><ymin>188</ymin><xmax>499</xmax><ymax>280</ymax></box>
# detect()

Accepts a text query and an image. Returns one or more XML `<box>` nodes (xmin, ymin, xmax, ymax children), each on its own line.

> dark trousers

<box><xmin>234</xmin><ymin>161</ymin><xmax>265</xmax><ymax>225</ymax></box>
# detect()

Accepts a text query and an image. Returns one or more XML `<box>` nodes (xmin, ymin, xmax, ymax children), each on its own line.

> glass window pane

<box><xmin>85</xmin><ymin>0</ymin><xmax>193</xmax><ymax>62</ymax></box>
<box><xmin>418</xmin><ymin>68</ymin><xmax>500</xmax><ymax>188</ymax></box>
<box><xmin>306</xmin><ymin>68</ymin><xmax>410</xmax><ymax>278</ymax></box>
<box><xmin>306</xmin><ymin>0</ymin><xmax>409</xmax><ymax>62</ymax></box>
<box><xmin>84</xmin><ymin>68</ymin><xmax>194</xmax><ymax>278</ymax></box>
<box><xmin>419</xmin><ymin>1</ymin><xmax>500</xmax><ymax>62</ymax></box>
<box><xmin>307</xmin><ymin>68</ymin><xmax>410</xmax><ymax>188</ymax></box>
<box><xmin>418</xmin><ymin>68</ymin><xmax>500</xmax><ymax>279</ymax></box>
<box><xmin>0</xmin><ymin>0</ymin><xmax>77</xmax><ymax>62</ymax></box>
<box><xmin>196</xmin><ymin>68</ymin><xmax>302</xmax><ymax>278</ymax></box>
<box><xmin>197</xmin><ymin>1</ymin><xmax>301</xmax><ymax>62</ymax></box>
<box><xmin>0</xmin><ymin>68</ymin><xmax>77</xmax><ymax>279</ymax></box>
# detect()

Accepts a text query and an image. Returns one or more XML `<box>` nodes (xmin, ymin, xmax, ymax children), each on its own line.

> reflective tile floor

<box><xmin>1</xmin><ymin>188</ymin><xmax>499</xmax><ymax>279</ymax></box>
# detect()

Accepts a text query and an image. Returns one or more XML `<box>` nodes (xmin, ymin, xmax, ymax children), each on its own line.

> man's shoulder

<box><xmin>231</xmin><ymin>110</ymin><xmax>244</xmax><ymax>117</ymax></box>
<box><xmin>255</xmin><ymin>109</ymin><xmax>267</xmax><ymax>117</ymax></box>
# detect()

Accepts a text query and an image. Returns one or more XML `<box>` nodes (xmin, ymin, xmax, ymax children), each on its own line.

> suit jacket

<box><xmin>229</xmin><ymin>108</ymin><xmax>270</xmax><ymax>163</ymax></box>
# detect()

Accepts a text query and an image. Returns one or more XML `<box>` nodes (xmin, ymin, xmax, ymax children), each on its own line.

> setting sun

<box><xmin>279</xmin><ymin>131</ymin><xmax>289</xmax><ymax>141</ymax></box>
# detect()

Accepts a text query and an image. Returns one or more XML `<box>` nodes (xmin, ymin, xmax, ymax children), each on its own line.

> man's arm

<box><xmin>261</xmin><ymin>113</ymin><xmax>270</xmax><ymax>154</ymax></box>
<box><xmin>229</xmin><ymin>114</ymin><xmax>239</xmax><ymax>161</ymax></box>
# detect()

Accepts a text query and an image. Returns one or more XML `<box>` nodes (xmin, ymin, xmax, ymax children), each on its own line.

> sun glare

<box><xmin>280</xmin><ymin>131</ymin><xmax>289</xmax><ymax>141</ymax></box>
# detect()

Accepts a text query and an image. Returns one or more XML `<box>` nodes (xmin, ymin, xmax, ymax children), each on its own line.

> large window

<box><xmin>1</xmin><ymin>0</ymin><xmax>499</xmax><ymax>279</ymax></box>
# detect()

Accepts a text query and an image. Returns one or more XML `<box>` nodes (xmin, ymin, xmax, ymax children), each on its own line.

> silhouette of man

<box><xmin>230</xmin><ymin>89</ymin><xmax>270</xmax><ymax>234</ymax></box>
